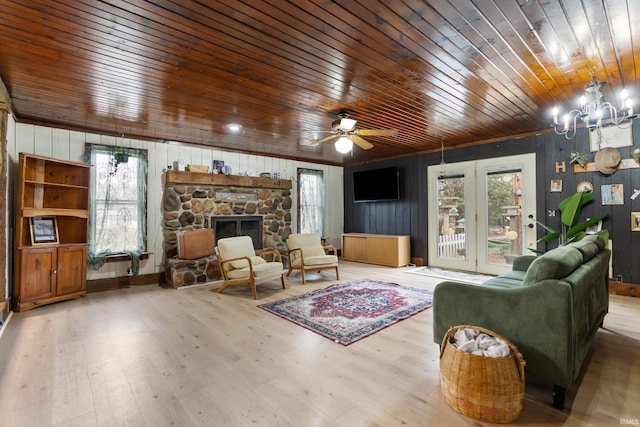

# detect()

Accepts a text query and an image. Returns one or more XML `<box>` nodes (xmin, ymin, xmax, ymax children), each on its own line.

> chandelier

<box><xmin>551</xmin><ymin>75</ymin><xmax>636</xmax><ymax>147</ymax></box>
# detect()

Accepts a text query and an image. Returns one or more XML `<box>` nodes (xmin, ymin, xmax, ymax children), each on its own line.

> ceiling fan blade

<box><xmin>311</xmin><ymin>134</ymin><xmax>338</xmax><ymax>145</ymax></box>
<box><xmin>339</xmin><ymin>118</ymin><xmax>357</xmax><ymax>131</ymax></box>
<box><xmin>350</xmin><ymin>134</ymin><xmax>374</xmax><ymax>150</ymax></box>
<box><xmin>356</xmin><ymin>129</ymin><xmax>398</xmax><ymax>137</ymax></box>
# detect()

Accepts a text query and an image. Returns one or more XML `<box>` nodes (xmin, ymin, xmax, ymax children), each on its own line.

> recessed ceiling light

<box><xmin>227</xmin><ymin>123</ymin><xmax>242</xmax><ymax>132</ymax></box>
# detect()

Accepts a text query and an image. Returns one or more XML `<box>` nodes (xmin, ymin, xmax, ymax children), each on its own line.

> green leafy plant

<box><xmin>570</xmin><ymin>152</ymin><xmax>589</xmax><ymax>166</ymax></box>
<box><xmin>530</xmin><ymin>191</ymin><xmax>608</xmax><ymax>254</ymax></box>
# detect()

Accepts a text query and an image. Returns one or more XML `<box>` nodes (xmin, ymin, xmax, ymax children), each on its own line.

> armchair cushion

<box><xmin>216</xmin><ymin>236</ymin><xmax>259</xmax><ymax>269</ymax></box>
<box><xmin>227</xmin><ymin>261</ymin><xmax>283</xmax><ymax>279</ymax></box>
<box><xmin>291</xmin><ymin>254</ymin><xmax>338</xmax><ymax>267</ymax></box>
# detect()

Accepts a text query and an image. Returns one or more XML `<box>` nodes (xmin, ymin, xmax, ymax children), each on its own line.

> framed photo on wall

<box><xmin>550</xmin><ymin>179</ymin><xmax>562</xmax><ymax>192</ymax></box>
<box><xmin>632</xmin><ymin>212</ymin><xmax>640</xmax><ymax>231</ymax></box>
<box><xmin>589</xmin><ymin>125</ymin><xmax>632</xmax><ymax>151</ymax></box>
<box><xmin>601</xmin><ymin>184</ymin><xmax>624</xmax><ymax>205</ymax></box>
<box><xmin>30</xmin><ymin>217</ymin><xmax>59</xmax><ymax>244</ymax></box>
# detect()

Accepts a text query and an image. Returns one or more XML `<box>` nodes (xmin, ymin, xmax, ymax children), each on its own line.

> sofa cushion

<box><xmin>481</xmin><ymin>276</ymin><xmax>525</xmax><ymax>289</ymax></box>
<box><xmin>570</xmin><ymin>235</ymin><xmax>605</xmax><ymax>262</ymax></box>
<box><xmin>522</xmin><ymin>245</ymin><xmax>583</xmax><ymax>285</ymax></box>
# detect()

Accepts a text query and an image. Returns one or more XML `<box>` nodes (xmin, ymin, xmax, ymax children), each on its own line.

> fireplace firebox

<box><xmin>210</xmin><ymin>215</ymin><xmax>263</xmax><ymax>249</ymax></box>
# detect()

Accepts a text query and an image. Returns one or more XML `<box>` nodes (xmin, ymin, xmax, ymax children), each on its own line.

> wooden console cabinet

<box><xmin>341</xmin><ymin>233</ymin><xmax>411</xmax><ymax>267</ymax></box>
<box><xmin>13</xmin><ymin>153</ymin><xmax>90</xmax><ymax>312</ymax></box>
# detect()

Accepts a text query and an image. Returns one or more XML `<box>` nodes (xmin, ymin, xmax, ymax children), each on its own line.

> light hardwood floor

<box><xmin>0</xmin><ymin>261</ymin><xmax>638</xmax><ymax>426</ymax></box>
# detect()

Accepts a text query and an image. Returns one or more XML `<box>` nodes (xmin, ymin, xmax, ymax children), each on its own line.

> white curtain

<box><xmin>298</xmin><ymin>168</ymin><xmax>325</xmax><ymax>235</ymax></box>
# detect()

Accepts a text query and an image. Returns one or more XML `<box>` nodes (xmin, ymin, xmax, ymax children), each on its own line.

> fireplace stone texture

<box><xmin>163</xmin><ymin>179</ymin><xmax>292</xmax><ymax>287</ymax></box>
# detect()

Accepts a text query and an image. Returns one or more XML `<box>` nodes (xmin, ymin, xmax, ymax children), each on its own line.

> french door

<box><xmin>427</xmin><ymin>154</ymin><xmax>536</xmax><ymax>276</ymax></box>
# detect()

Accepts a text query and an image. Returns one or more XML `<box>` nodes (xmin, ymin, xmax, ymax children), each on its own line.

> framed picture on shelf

<box><xmin>632</xmin><ymin>212</ymin><xmax>640</xmax><ymax>231</ymax></box>
<box><xmin>213</xmin><ymin>160</ymin><xmax>224</xmax><ymax>173</ymax></box>
<box><xmin>550</xmin><ymin>179</ymin><xmax>562</xmax><ymax>192</ymax></box>
<box><xmin>30</xmin><ymin>217</ymin><xmax>59</xmax><ymax>244</ymax></box>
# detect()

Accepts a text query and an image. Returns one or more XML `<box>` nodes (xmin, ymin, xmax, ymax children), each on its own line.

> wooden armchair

<box><xmin>215</xmin><ymin>235</ymin><xmax>285</xmax><ymax>299</ymax></box>
<box><xmin>286</xmin><ymin>233</ymin><xmax>339</xmax><ymax>284</ymax></box>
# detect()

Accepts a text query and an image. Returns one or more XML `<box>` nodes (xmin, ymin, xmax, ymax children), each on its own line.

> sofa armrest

<box><xmin>432</xmin><ymin>279</ymin><xmax>576</xmax><ymax>388</ymax></box>
<box><xmin>512</xmin><ymin>255</ymin><xmax>537</xmax><ymax>272</ymax></box>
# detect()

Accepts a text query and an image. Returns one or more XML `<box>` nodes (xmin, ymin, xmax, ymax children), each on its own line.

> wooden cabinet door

<box><xmin>342</xmin><ymin>235</ymin><xmax>367</xmax><ymax>261</ymax></box>
<box><xmin>56</xmin><ymin>245</ymin><xmax>87</xmax><ymax>296</ymax></box>
<box><xmin>19</xmin><ymin>247</ymin><xmax>57</xmax><ymax>302</ymax></box>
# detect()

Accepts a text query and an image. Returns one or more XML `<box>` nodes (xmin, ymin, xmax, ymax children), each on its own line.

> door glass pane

<box><xmin>486</xmin><ymin>170</ymin><xmax>523</xmax><ymax>265</ymax></box>
<box><xmin>437</xmin><ymin>174</ymin><xmax>466</xmax><ymax>260</ymax></box>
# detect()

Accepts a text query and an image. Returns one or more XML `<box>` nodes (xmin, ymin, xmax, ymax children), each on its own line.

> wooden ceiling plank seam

<box><xmin>318</xmin><ymin>0</ymin><xmax>531</xmax><ymax>126</ymax></box>
<box><xmin>505</xmin><ymin>1</ymin><xmax>580</xmax><ymax>106</ymax></box>
<box><xmin>400</xmin><ymin>0</ymin><xmax>544</xmax><ymax>129</ymax></box>
<box><xmin>169</xmin><ymin>0</ymin><xmax>524</xmax><ymax>139</ymax></box>
<box><xmin>528</xmin><ymin>0</ymin><xmax>595</xmax><ymax>88</ymax></box>
<box><xmin>378</xmin><ymin>0</ymin><xmax>540</xmax><ymax>123</ymax></box>
<box><xmin>431</xmin><ymin>0</ymin><xmax>545</xmax><ymax>117</ymax></box>
<box><xmin>316</xmin><ymin>0</ymin><xmax>528</xmax><ymax>135</ymax></box>
<box><xmin>600</xmin><ymin>0</ymin><xmax>636</xmax><ymax>91</ymax></box>
<box><xmin>215</xmin><ymin>0</ymin><xmax>490</xmax><ymax>129</ymax></box>
<box><xmin>115</xmin><ymin>0</ymin><xmax>452</xmax><ymax>134</ymax></box>
<box><xmin>392</xmin><ymin>0</ymin><xmax>538</xmax><ymax>114</ymax></box>
<box><xmin>476</xmin><ymin>0</ymin><xmax>566</xmax><ymax>104</ymax></box>
<box><xmin>486</xmin><ymin>0</ymin><xmax>579</xmax><ymax>108</ymax></box>
<box><xmin>576</xmin><ymin>0</ymin><xmax>624</xmax><ymax>92</ymax></box>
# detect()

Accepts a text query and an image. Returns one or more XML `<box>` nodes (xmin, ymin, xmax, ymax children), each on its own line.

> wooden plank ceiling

<box><xmin>0</xmin><ymin>0</ymin><xmax>638</xmax><ymax>165</ymax></box>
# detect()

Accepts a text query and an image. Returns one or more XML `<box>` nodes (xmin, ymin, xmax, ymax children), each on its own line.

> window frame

<box><xmin>84</xmin><ymin>144</ymin><xmax>149</xmax><ymax>270</ymax></box>
<box><xmin>297</xmin><ymin>168</ymin><xmax>325</xmax><ymax>236</ymax></box>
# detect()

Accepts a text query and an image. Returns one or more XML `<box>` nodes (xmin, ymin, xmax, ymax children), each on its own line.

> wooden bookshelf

<box><xmin>13</xmin><ymin>153</ymin><xmax>90</xmax><ymax>312</ymax></box>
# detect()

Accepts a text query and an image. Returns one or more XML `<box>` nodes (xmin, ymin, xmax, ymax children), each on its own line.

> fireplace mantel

<box><xmin>164</xmin><ymin>170</ymin><xmax>292</xmax><ymax>189</ymax></box>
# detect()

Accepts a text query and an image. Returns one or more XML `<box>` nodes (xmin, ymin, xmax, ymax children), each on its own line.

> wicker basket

<box><xmin>439</xmin><ymin>325</ymin><xmax>526</xmax><ymax>423</ymax></box>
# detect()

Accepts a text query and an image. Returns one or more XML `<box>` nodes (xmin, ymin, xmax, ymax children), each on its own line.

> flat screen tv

<box><xmin>353</xmin><ymin>166</ymin><xmax>400</xmax><ymax>202</ymax></box>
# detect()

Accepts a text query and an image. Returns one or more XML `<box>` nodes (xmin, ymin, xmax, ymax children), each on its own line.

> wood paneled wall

<box><xmin>345</xmin><ymin>122</ymin><xmax>640</xmax><ymax>284</ymax></box>
<box><xmin>4</xmin><ymin>120</ymin><xmax>344</xmax><ymax>281</ymax></box>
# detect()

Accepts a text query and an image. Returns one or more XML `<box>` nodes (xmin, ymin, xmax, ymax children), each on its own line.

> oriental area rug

<box><xmin>258</xmin><ymin>279</ymin><xmax>433</xmax><ymax>346</ymax></box>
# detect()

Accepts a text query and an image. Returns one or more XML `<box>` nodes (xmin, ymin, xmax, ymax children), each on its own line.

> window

<box><xmin>297</xmin><ymin>168</ymin><xmax>324</xmax><ymax>235</ymax></box>
<box><xmin>84</xmin><ymin>145</ymin><xmax>148</xmax><ymax>273</ymax></box>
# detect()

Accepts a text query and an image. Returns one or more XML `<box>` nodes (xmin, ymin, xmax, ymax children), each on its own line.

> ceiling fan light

<box><xmin>335</xmin><ymin>137</ymin><xmax>353</xmax><ymax>153</ymax></box>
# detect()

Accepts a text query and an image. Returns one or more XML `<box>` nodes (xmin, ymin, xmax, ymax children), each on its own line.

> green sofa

<box><xmin>432</xmin><ymin>235</ymin><xmax>610</xmax><ymax>410</ymax></box>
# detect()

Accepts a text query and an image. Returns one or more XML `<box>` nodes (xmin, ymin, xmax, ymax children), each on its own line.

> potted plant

<box><xmin>570</xmin><ymin>152</ymin><xmax>589</xmax><ymax>166</ymax></box>
<box><xmin>529</xmin><ymin>191</ymin><xmax>608</xmax><ymax>254</ymax></box>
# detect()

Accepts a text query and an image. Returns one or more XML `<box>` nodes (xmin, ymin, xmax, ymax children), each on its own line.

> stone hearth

<box><xmin>162</xmin><ymin>171</ymin><xmax>292</xmax><ymax>287</ymax></box>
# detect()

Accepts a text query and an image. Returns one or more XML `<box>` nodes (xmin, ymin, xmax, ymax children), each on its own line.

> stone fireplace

<box><xmin>210</xmin><ymin>215</ymin><xmax>263</xmax><ymax>249</ymax></box>
<box><xmin>162</xmin><ymin>171</ymin><xmax>292</xmax><ymax>287</ymax></box>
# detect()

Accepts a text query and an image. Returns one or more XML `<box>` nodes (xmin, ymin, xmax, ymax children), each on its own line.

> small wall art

<box><xmin>632</xmin><ymin>212</ymin><xmax>640</xmax><ymax>231</ymax></box>
<box><xmin>601</xmin><ymin>184</ymin><xmax>624</xmax><ymax>205</ymax></box>
<box><xmin>550</xmin><ymin>179</ymin><xmax>562</xmax><ymax>192</ymax></box>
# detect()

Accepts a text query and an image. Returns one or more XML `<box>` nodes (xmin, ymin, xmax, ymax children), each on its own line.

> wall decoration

<box><xmin>550</xmin><ymin>179</ymin><xmax>562</xmax><ymax>192</ymax></box>
<box><xmin>30</xmin><ymin>217</ymin><xmax>59</xmax><ymax>244</ymax></box>
<box><xmin>212</xmin><ymin>160</ymin><xmax>224</xmax><ymax>174</ymax></box>
<box><xmin>632</xmin><ymin>212</ymin><xmax>640</xmax><ymax>231</ymax></box>
<box><xmin>577</xmin><ymin>181</ymin><xmax>594</xmax><ymax>192</ymax></box>
<box><xmin>589</xmin><ymin>125</ymin><xmax>632</xmax><ymax>152</ymax></box>
<box><xmin>601</xmin><ymin>184</ymin><xmax>624</xmax><ymax>205</ymax></box>
<box><xmin>585</xmin><ymin>219</ymin><xmax>603</xmax><ymax>235</ymax></box>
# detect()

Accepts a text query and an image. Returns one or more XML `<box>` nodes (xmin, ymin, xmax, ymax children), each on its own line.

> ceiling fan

<box><xmin>310</xmin><ymin>113</ymin><xmax>398</xmax><ymax>153</ymax></box>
